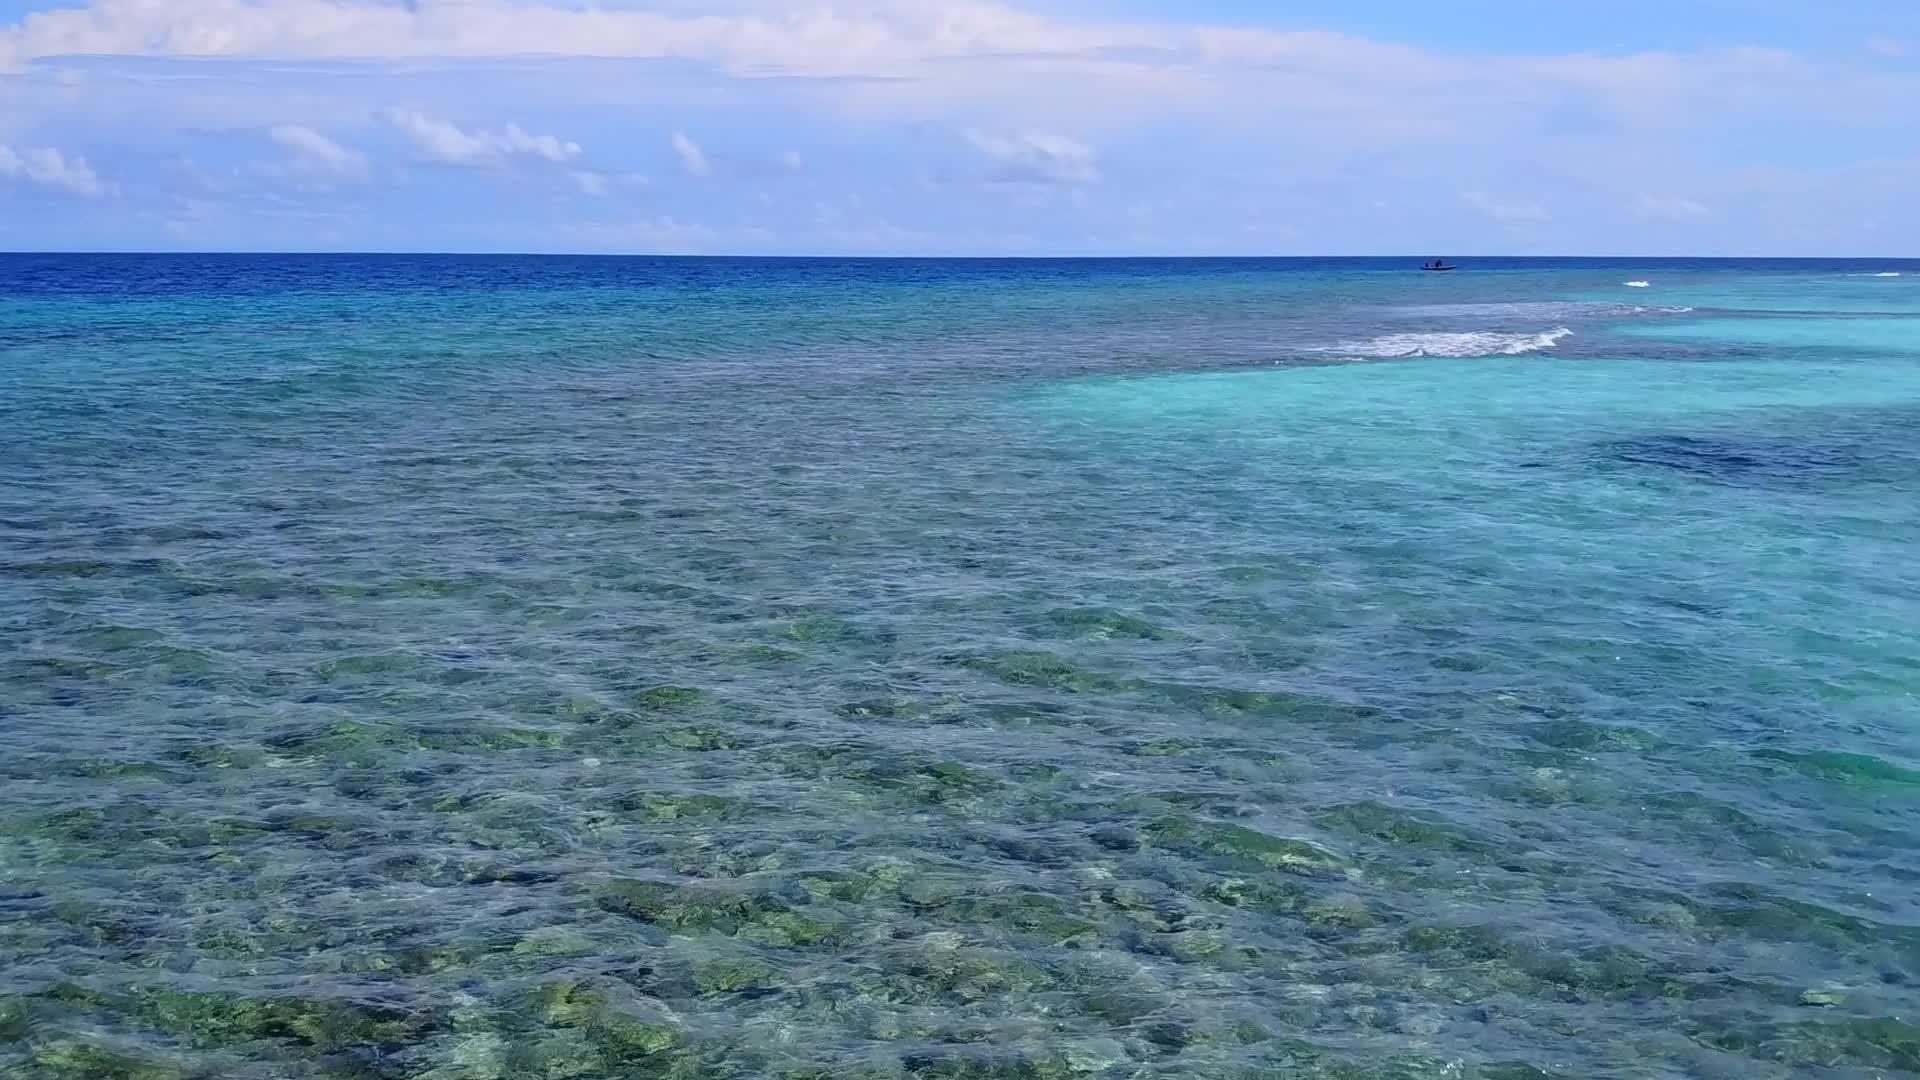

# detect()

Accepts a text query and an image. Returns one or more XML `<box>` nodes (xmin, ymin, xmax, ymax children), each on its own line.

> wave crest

<box><xmin>1325</xmin><ymin>327</ymin><xmax>1573</xmax><ymax>359</ymax></box>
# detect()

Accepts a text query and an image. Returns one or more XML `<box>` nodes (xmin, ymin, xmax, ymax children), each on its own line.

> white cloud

<box><xmin>0</xmin><ymin>1</ymin><xmax>1910</xmax><ymax>143</ymax></box>
<box><xmin>781</xmin><ymin>149</ymin><xmax>804</xmax><ymax>172</ymax></box>
<box><xmin>268</xmin><ymin>124</ymin><xmax>366</xmax><ymax>178</ymax></box>
<box><xmin>570</xmin><ymin>170</ymin><xmax>649</xmax><ymax>196</ymax></box>
<box><xmin>0</xmin><ymin>143</ymin><xmax>106</xmax><ymax>195</ymax></box>
<box><xmin>966</xmin><ymin>129</ymin><xmax>1100</xmax><ymax>185</ymax></box>
<box><xmin>671</xmin><ymin>131</ymin><xmax>711</xmax><ymax>177</ymax></box>
<box><xmin>383</xmin><ymin>108</ymin><xmax>580</xmax><ymax>167</ymax></box>
<box><xmin>0</xmin><ymin>0</ymin><xmax>1137</xmax><ymax>77</ymax></box>
<box><xmin>1462</xmin><ymin>190</ymin><xmax>1549</xmax><ymax>224</ymax></box>
<box><xmin>1634</xmin><ymin>194</ymin><xmax>1710</xmax><ymax>221</ymax></box>
<box><xmin>1865</xmin><ymin>36</ymin><xmax>1906</xmax><ymax>58</ymax></box>
<box><xmin>3</xmin><ymin>0</ymin><xmax>1918</xmax><ymax>256</ymax></box>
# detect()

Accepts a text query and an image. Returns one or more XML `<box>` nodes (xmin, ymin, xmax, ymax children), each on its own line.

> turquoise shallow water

<box><xmin>3</xmin><ymin>255</ymin><xmax>1919</xmax><ymax>1080</ymax></box>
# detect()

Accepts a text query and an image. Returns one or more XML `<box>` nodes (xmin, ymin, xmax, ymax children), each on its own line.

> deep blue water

<box><xmin>3</xmin><ymin>255</ymin><xmax>1919</xmax><ymax>1080</ymax></box>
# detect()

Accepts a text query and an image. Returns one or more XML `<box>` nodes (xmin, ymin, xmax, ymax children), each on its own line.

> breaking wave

<box><xmin>1324</xmin><ymin>327</ymin><xmax>1574</xmax><ymax>359</ymax></box>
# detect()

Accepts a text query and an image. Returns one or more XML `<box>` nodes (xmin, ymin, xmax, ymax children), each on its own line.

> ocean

<box><xmin>2</xmin><ymin>254</ymin><xmax>1917</xmax><ymax>1079</ymax></box>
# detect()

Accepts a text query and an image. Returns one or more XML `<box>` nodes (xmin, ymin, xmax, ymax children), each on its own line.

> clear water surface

<box><xmin>2</xmin><ymin>255</ymin><xmax>1918</xmax><ymax>1080</ymax></box>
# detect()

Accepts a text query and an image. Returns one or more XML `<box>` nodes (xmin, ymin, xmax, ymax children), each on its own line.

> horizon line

<box><xmin>2</xmin><ymin>250</ymin><xmax>1915</xmax><ymax>261</ymax></box>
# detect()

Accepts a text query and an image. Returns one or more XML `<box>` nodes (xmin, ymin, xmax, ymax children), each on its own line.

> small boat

<box><xmin>1420</xmin><ymin>260</ymin><xmax>1458</xmax><ymax>272</ymax></box>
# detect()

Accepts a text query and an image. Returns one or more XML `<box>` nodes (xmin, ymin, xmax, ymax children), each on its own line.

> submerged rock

<box><xmin>595</xmin><ymin>879</ymin><xmax>787</xmax><ymax>933</ymax></box>
<box><xmin>1140</xmin><ymin>816</ymin><xmax>1346</xmax><ymax>874</ymax></box>
<box><xmin>691</xmin><ymin>957</ymin><xmax>776</xmax><ymax>994</ymax></box>
<box><xmin>632</xmin><ymin>685</ymin><xmax>712</xmax><ymax>711</ymax></box>
<box><xmin>1314</xmin><ymin>801</ymin><xmax>1495</xmax><ymax>858</ymax></box>
<box><xmin>27</xmin><ymin>1040</ymin><xmax>190</xmax><ymax>1080</ymax></box>
<box><xmin>1045</xmin><ymin>607</ymin><xmax>1180</xmax><ymax>641</ymax></box>
<box><xmin>662</xmin><ymin>727</ymin><xmax>740</xmax><ymax>751</ymax></box>
<box><xmin>1760</xmin><ymin>749</ymin><xmax>1920</xmax><ymax>788</ymax></box>
<box><xmin>959</xmin><ymin>651</ymin><xmax>1137</xmax><ymax>693</ymax></box>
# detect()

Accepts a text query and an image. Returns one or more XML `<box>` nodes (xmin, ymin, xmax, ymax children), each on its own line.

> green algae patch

<box><xmin>1314</xmin><ymin>801</ymin><xmax>1496</xmax><ymax>858</ymax></box>
<box><xmin>28</xmin><ymin>804</ymin><xmax>268</xmax><ymax>853</ymax></box>
<box><xmin>776</xmin><ymin>614</ymin><xmax>881</xmax><ymax>645</ymax></box>
<box><xmin>511</xmin><ymin>926</ymin><xmax>598</xmax><ymax>959</ymax></box>
<box><xmin>1140</xmin><ymin>816</ymin><xmax>1347</xmax><ymax>874</ymax></box>
<box><xmin>595</xmin><ymin>879</ymin><xmax>787</xmax><ymax>933</ymax></box>
<box><xmin>632</xmin><ymin>685</ymin><xmax>712</xmax><ymax>711</ymax></box>
<box><xmin>554</xmin><ymin>695</ymin><xmax>624</xmax><ymax>723</ymax></box>
<box><xmin>164</xmin><ymin>743</ymin><xmax>265</xmax><ymax>772</ymax></box>
<box><xmin>47</xmin><ymin>899</ymin><xmax>135</xmax><ymax>946</ymax></box>
<box><xmin>55</xmin><ymin>759</ymin><xmax>178</xmax><ymax>784</ymax></box>
<box><xmin>522</xmin><ymin>980</ymin><xmax>681</xmax><ymax>1070</ymax></box>
<box><xmin>28</xmin><ymin>986</ymin><xmax>443</xmax><ymax>1053</ymax></box>
<box><xmin>838</xmin><ymin>699</ymin><xmax>934</xmax><ymax>722</ymax></box>
<box><xmin>1693</xmin><ymin>1015</ymin><xmax>1920</xmax><ymax>1072</ymax></box>
<box><xmin>465</xmin><ymin>726</ymin><xmax>569</xmax><ymax>751</ymax></box>
<box><xmin>1759</xmin><ymin>749</ymin><xmax>1920</xmax><ymax>788</ymax></box>
<box><xmin>1161</xmin><ymin>684</ymin><xmax>1384</xmax><ymax>725</ymax></box>
<box><xmin>662</xmin><ymin>727</ymin><xmax>739</xmax><ymax>751</ymax></box>
<box><xmin>1525</xmin><ymin>719</ymin><xmax>1662</xmax><ymax>753</ymax></box>
<box><xmin>136</xmin><ymin>987</ymin><xmax>434</xmax><ymax>1050</ymax></box>
<box><xmin>691</xmin><ymin>957</ymin><xmax>776</xmax><ymax>994</ymax></box>
<box><xmin>629</xmin><ymin>792</ymin><xmax>757</xmax><ymax>821</ymax></box>
<box><xmin>1124</xmin><ymin>737</ymin><xmax>1200</xmax><ymax>757</ymax></box>
<box><xmin>920</xmin><ymin>762</ymin><xmax>1000</xmax><ymax>796</ymax></box>
<box><xmin>854</xmin><ymin>945</ymin><xmax>1060</xmax><ymax>1005</ymax></box>
<box><xmin>928</xmin><ymin>892</ymin><xmax>1101</xmax><ymax>946</ymax></box>
<box><xmin>25</xmin><ymin>1041</ymin><xmax>190</xmax><ymax>1080</ymax></box>
<box><xmin>263</xmin><ymin>721</ymin><xmax>428</xmax><ymax>763</ymax></box>
<box><xmin>1203</xmin><ymin>878</ymin><xmax>1381</xmax><ymax>930</ymax></box>
<box><xmin>740</xmin><ymin>910</ymin><xmax>850</xmax><ymax>947</ymax></box>
<box><xmin>530</xmin><ymin>980</ymin><xmax>608</xmax><ymax>1028</ymax></box>
<box><xmin>959</xmin><ymin>651</ymin><xmax>1139</xmax><ymax>693</ymax></box>
<box><xmin>1045</xmin><ymin>607</ymin><xmax>1180</xmax><ymax>641</ymax></box>
<box><xmin>898</xmin><ymin>1048</ymin><xmax>1082</xmax><ymax>1079</ymax></box>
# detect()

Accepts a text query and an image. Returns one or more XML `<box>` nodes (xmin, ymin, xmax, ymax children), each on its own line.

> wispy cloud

<box><xmin>671</xmin><ymin>131</ymin><xmax>712</xmax><ymax>178</ymax></box>
<box><xmin>1462</xmin><ymin>190</ymin><xmax>1549</xmax><ymax>224</ymax></box>
<box><xmin>966</xmin><ymin>130</ymin><xmax>1100</xmax><ymax>185</ymax></box>
<box><xmin>0</xmin><ymin>143</ymin><xmax>106</xmax><ymax>196</ymax></box>
<box><xmin>1865</xmin><ymin>36</ymin><xmax>1906</xmax><ymax>58</ymax></box>
<box><xmin>1634</xmin><ymin>194</ymin><xmax>1710</xmax><ymax>221</ymax></box>
<box><xmin>268</xmin><ymin>124</ymin><xmax>367</xmax><ymax>179</ymax></box>
<box><xmin>570</xmin><ymin>170</ymin><xmax>649</xmax><ymax>197</ymax></box>
<box><xmin>383</xmin><ymin>109</ymin><xmax>580</xmax><ymax>167</ymax></box>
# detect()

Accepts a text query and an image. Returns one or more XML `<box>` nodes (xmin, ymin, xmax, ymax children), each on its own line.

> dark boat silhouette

<box><xmin>1420</xmin><ymin>259</ymin><xmax>1458</xmax><ymax>271</ymax></box>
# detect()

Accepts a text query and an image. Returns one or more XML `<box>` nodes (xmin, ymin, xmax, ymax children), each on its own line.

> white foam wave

<box><xmin>1324</xmin><ymin>327</ymin><xmax>1573</xmax><ymax>359</ymax></box>
<box><xmin>1853</xmin><ymin>272</ymin><xmax>1902</xmax><ymax>277</ymax></box>
<box><xmin>1624</xmin><ymin>280</ymin><xmax>1651</xmax><ymax>288</ymax></box>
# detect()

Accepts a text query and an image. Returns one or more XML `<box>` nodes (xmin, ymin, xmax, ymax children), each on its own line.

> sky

<box><xmin>0</xmin><ymin>0</ymin><xmax>1916</xmax><ymax>255</ymax></box>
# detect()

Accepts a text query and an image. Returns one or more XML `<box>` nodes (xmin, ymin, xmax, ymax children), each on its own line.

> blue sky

<box><xmin>0</xmin><ymin>0</ymin><xmax>1915</xmax><ymax>255</ymax></box>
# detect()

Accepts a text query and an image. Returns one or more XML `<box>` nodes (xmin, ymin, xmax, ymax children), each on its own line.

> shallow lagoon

<box><xmin>2</xmin><ymin>256</ymin><xmax>1918</xmax><ymax>1079</ymax></box>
